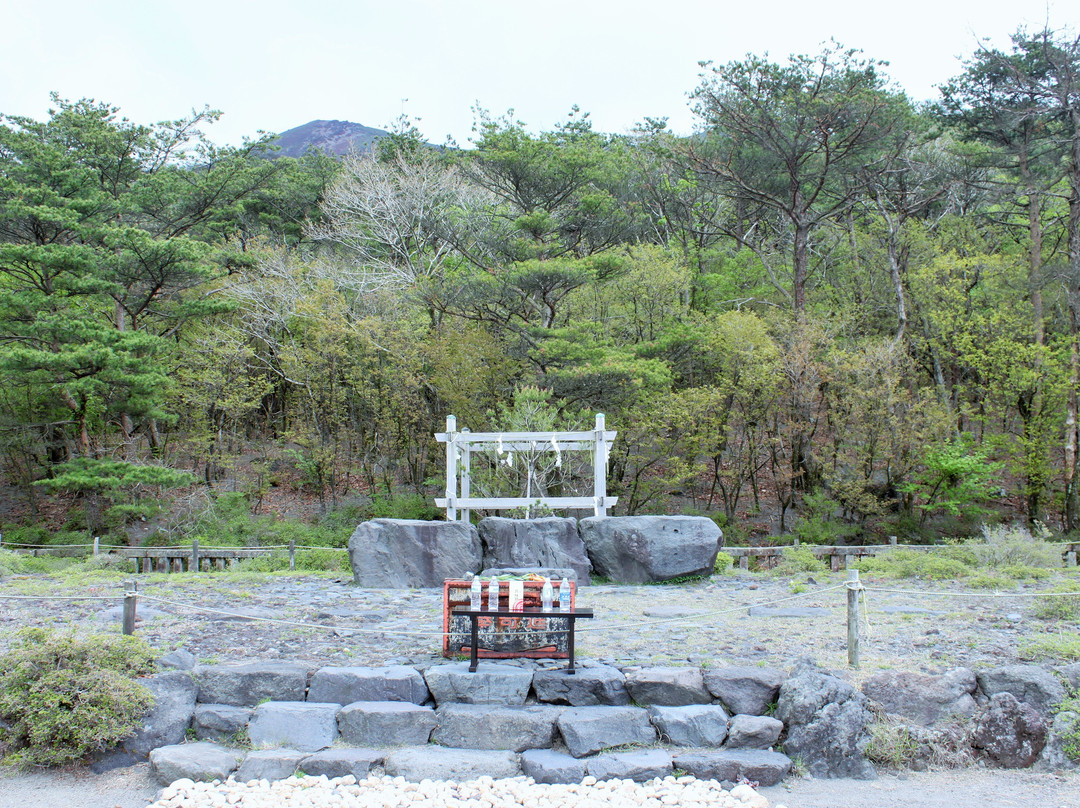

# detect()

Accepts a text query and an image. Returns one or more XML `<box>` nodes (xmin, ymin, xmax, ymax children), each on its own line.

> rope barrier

<box><xmin>863</xmin><ymin>586</ymin><xmax>1080</xmax><ymax>599</ymax></box>
<box><xmin>0</xmin><ymin>594</ymin><xmax>119</xmax><ymax>601</ymax></box>
<box><xmin>574</xmin><ymin>583</ymin><xmax>849</xmax><ymax>634</ymax></box>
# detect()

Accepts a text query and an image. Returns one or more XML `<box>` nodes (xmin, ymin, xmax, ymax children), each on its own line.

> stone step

<box><xmin>148</xmin><ymin>742</ymin><xmax>793</xmax><ymax>788</ymax></box>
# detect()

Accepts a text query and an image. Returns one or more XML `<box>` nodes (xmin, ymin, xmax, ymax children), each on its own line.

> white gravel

<box><xmin>149</xmin><ymin>773</ymin><xmax>781</xmax><ymax>808</ymax></box>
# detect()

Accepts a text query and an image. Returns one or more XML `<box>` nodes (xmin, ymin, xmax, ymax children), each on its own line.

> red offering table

<box><xmin>442</xmin><ymin>578</ymin><xmax>577</xmax><ymax>660</ymax></box>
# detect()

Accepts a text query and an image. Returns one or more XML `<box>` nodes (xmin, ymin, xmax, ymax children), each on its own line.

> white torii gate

<box><xmin>435</xmin><ymin>413</ymin><xmax>617</xmax><ymax>522</ymax></box>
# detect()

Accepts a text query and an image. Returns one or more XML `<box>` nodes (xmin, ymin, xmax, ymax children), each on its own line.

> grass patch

<box><xmin>865</xmin><ymin>714</ymin><xmax>920</xmax><ymax>769</ymax></box>
<box><xmin>1018</xmin><ymin>632</ymin><xmax>1080</xmax><ymax>662</ymax></box>
<box><xmin>1031</xmin><ymin>582</ymin><xmax>1080</xmax><ymax>621</ymax></box>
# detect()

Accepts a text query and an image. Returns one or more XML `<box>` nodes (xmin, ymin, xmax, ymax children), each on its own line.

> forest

<box><xmin>2</xmin><ymin>26</ymin><xmax>1080</xmax><ymax>548</ymax></box>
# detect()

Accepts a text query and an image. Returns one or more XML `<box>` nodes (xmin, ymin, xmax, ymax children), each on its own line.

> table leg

<box><xmin>469</xmin><ymin>615</ymin><xmax>479</xmax><ymax>672</ymax></box>
<box><xmin>567</xmin><ymin>616</ymin><xmax>577</xmax><ymax>674</ymax></box>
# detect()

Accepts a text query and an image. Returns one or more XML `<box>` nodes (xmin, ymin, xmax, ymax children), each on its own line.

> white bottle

<box><xmin>559</xmin><ymin>577</ymin><xmax>571</xmax><ymax>611</ymax></box>
<box><xmin>488</xmin><ymin>576</ymin><xmax>500</xmax><ymax>611</ymax></box>
<box><xmin>470</xmin><ymin>575</ymin><xmax>482</xmax><ymax>610</ymax></box>
<box><xmin>541</xmin><ymin>578</ymin><xmax>554</xmax><ymax>611</ymax></box>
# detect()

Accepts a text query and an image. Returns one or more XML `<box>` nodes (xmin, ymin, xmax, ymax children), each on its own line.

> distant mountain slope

<box><xmin>267</xmin><ymin>119</ymin><xmax>389</xmax><ymax>158</ymax></box>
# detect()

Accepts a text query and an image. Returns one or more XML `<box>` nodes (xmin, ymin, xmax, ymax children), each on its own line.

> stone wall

<box><xmin>116</xmin><ymin>656</ymin><xmax>1080</xmax><ymax>786</ymax></box>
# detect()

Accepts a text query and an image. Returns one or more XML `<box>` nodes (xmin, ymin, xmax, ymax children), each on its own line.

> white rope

<box><xmin>138</xmin><ymin>595</ymin><xmax>446</xmax><ymax>638</ymax></box>
<box><xmin>0</xmin><ymin>594</ymin><xmax>119</xmax><ymax>601</ymax></box>
<box><xmin>864</xmin><ymin>586</ymin><xmax>1080</xmax><ymax>599</ymax></box>
<box><xmin>575</xmin><ymin>583</ymin><xmax>849</xmax><ymax>634</ymax></box>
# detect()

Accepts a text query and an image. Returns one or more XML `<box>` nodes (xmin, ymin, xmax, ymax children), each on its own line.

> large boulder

<box><xmin>976</xmin><ymin>665</ymin><xmax>1067</xmax><ymax>719</ymax></box>
<box><xmin>703</xmin><ymin>667</ymin><xmax>785</xmax><ymax>716</ymax></box>
<box><xmin>308</xmin><ymin>666</ymin><xmax>429</xmax><ymax>705</ymax></box>
<box><xmin>578</xmin><ymin>516</ymin><xmax>722</xmax><ymax>583</ymax></box>
<box><xmin>532</xmin><ymin>665</ymin><xmax>629</xmax><ymax>706</ymax></box>
<box><xmin>1039</xmin><ymin>710</ymin><xmax>1080</xmax><ymax>770</ymax></box>
<box><xmin>478</xmin><ymin>517</ymin><xmax>592</xmax><ymax>583</ymax></box>
<box><xmin>776</xmin><ymin>662</ymin><xmax>876</xmax><ymax>779</ymax></box>
<box><xmin>123</xmin><ymin>672</ymin><xmax>198</xmax><ymax>757</ymax></box>
<box><xmin>193</xmin><ymin>662</ymin><xmax>308</xmax><ymax>706</ymax></box>
<box><xmin>972</xmin><ymin>692</ymin><xmax>1049</xmax><ymax>768</ymax></box>
<box><xmin>348</xmin><ymin>519</ymin><xmax>481</xmax><ymax>588</ymax></box>
<box><xmin>862</xmin><ymin>668</ymin><xmax>977</xmax><ymax>727</ymax></box>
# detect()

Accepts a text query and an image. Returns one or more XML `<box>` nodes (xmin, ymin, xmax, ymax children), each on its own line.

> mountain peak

<box><xmin>268</xmin><ymin>119</ymin><xmax>389</xmax><ymax>159</ymax></box>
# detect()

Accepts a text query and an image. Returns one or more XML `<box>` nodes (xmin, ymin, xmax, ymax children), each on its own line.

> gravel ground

<box><xmin>0</xmin><ymin>566</ymin><xmax>1068</xmax><ymax>675</ymax></box>
<box><xmin>2</xmin><ymin>565</ymin><xmax>1080</xmax><ymax>808</ymax></box>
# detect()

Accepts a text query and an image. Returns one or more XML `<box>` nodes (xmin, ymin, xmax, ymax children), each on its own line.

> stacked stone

<box><xmin>139</xmin><ymin>659</ymin><xmax>794</xmax><ymax>788</ymax></box>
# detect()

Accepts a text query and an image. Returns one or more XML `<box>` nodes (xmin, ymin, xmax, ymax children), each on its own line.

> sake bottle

<box><xmin>541</xmin><ymin>577</ymin><xmax>554</xmax><ymax>611</ymax></box>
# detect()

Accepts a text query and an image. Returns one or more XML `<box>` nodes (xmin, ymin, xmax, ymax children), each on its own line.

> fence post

<box><xmin>289</xmin><ymin>540</ymin><xmax>296</xmax><ymax>572</ymax></box>
<box><xmin>122</xmin><ymin>580</ymin><xmax>138</xmax><ymax>636</ymax></box>
<box><xmin>191</xmin><ymin>539</ymin><xmax>200</xmax><ymax>572</ymax></box>
<box><xmin>847</xmin><ymin>569</ymin><xmax>861</xmax><ymax>668</ymax></box>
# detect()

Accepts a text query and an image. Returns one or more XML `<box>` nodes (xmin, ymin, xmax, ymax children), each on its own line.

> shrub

<box><xmin>1032</xmin><ymin>582</ymin><xmax>1080</xmax><ymax>621</ymax></box>
<box><xmin>0</xmin><ymin>628</ymin><xmax>155</xmax><ymax>766</ymax></box>
<box><xmin>972</xmin><ymin>523</ymin><xmax>1062</xmax><ymax>570</ymax></box>
<box><xmin>714</xmin><ymin>551</ymin><xmax>734</xmax><ymax>573</ymax></box>
<box><xmin>774</xmin><ymin>545</ymin><xmax>827</xmax><ymax>575</ymax></box>
<box><xmin>855</xmin><ymin>549</ymin><xmax>971</xmax><ymax>580</ymax></box>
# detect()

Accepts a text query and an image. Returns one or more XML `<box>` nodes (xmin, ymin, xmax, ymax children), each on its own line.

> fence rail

<box><xmin>1</xmin><ymin>538</ymin><xmax>306</xmax><ymax>572</ymax></box>
<box><xmin>725</xmin><ymin>541</ymin><xmax>1080</xmax><ymax>570</ymax></box>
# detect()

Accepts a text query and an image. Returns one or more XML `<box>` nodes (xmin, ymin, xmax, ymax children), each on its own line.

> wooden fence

<box><xmin>726</xmin><ymin>541</ymin><xmax>1080</xmax><ymax>571</ymax></box>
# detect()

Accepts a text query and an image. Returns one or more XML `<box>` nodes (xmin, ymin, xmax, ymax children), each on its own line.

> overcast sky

<box><xmin>2</xmin><ymin>0</ymin><xmax>1070</xmax><ymax>148</ymax></box>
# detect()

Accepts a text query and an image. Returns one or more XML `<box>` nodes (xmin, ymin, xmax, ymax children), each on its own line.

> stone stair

<box><xmin>136</xmin><ymin>659</ymin><xmax>793</xmax><ymax>787</ymax></box>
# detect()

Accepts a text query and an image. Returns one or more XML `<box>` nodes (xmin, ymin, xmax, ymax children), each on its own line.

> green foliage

<box><xmin>972</xmin><ymin>523</ymin><xmax>1062</xmax><ymax>570</ymax></box>
<box><xmin>1031</xmin><ymin>582</ymin><xmax>1080</xmax><ymax>621</ymax></box>
<box><xmin>714</xmin><ymin>551</ymin><xmax>734</xmax><ymax>573</ymax></box>
<box><xmin>793</xmin><ymin>491</ymin><xmax>859</xmax><ymax>545</ymax></box>
<box><xmin>899</xmin><ymin>439</ymin><xmax>1003</xmax><ymax>524</ymax></box>
<box><xmin>774</xmin><ymin>545</ymin><xmax>827</xmax><ymax>575</ymax></box>
<box><xmin>855</xmin><ymin>549</ymin><xmax>973</xmax><ymax>580</ymax></box>
<box><xmin>233</xmin><ymin>548</ymin><xmax>348</xmax><ymax>573</ymax></box>
<box><xmin>1054</xmin><ymin>697</ymin><xmax>1080</xmax><ymax>763</ymax></box>
<box><xmin>0</xmin><ymin>628</ymin><xmax>155</xmax><ymax>766</ymax></box>
<box><xmin>865</xmin><ymin>715</ymin><xmax>920</xmax><ymax>768</ymax></box>
<box><xmin>366</xmin><ymin>493</ymin><xmax>443</xmax><ymax>522</ymax></box>
<box><xmin>1018</xmin><ymin>632</ymin><xmax>1080</xmax><ymax>662</ymax></box>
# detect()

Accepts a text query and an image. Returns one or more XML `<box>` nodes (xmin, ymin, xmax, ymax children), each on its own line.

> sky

<box><xmin>1</xmin><ymin>0</ymin><xmax>1071</xmax><ymax>148</ymax></box>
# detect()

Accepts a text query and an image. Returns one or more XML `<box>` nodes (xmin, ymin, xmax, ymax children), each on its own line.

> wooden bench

<box><xmin>451</xmin><ymin>606</ymin><xmax>594</xmax><ymax>674</ymax></box>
